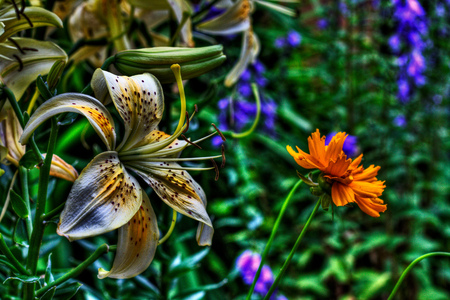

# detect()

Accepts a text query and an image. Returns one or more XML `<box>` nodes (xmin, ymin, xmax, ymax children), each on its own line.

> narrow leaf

<box><xmin>45</xmin><ymin>254</ymin><xmax>53</xmax><ymax>285</ymax></box>
<box><xmin>3</xmin><ymin>275</ymin><xmax>40</xmax><ymax>284</ymax></box>
<box><xmin>39</xmin><ymin>287</ymin><xmax>56</xmax><ymax>300</ymax></box>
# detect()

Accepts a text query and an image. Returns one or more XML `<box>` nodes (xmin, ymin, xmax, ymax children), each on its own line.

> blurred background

<box><xmin>1</xmin><ymin>0</ymin><xmax>449</xmax><ymax>299</ymax></box>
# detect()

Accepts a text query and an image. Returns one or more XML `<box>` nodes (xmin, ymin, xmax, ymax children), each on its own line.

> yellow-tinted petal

<box><xmin>224</xmin><ymin>28</ymin><xmax>259</xmax><ymax>87</ymax></box>
<box><xmin>196</xmin><ymin>0</ymin><xmax>251</xmax><ymax>36</ymax></box>
<box><xmin>0</xmin><ymin>103</ymin><xmax>25</xmax><ymax>163</ymax></box>
<box><xmin>91</xmin><ymin>69</ymin><xmax>164</xmax><ymax>152</ymax></box>
<box><xmin>19</xmin><ymin>93</ymin><xmax>116</xmax><ymax>150</ymax></box>
<box><xmin>44</xmin><ymin>154</ymin><xmax>79</xmax><ymax>182</ymax></box>
<box><xmin>130</xmin><ymin>163</ymin><xmax>213</xmax><ymax>231</ymax></box>
<box><xmin>57</xmin><ymin>151</ymin><xmax>142</xmax><ymax>241</ymax></box>
<box><xmin>98</xmin><ymin>192</ymin><xmax>159</xmax><ymax>279</ymax></box>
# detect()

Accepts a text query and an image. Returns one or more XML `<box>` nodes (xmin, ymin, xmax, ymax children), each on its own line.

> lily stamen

<box><xmin>221</xmin><ymin>144</ymin><xmax>226</xmax><ymax>168</ymax></box>
<box><xmin>8</xmin><ymin>38</ymin><xmax>25</xmax><ymax>54</ymax></box>
<box><xmin>212</xmin><ymin>123</ymin><xmax>226</xmax><ymax>141</ymax></box>
<box><xmin>210</xmin><ymin>158</ymin><xmax>219</xmax><ymax>181</ymax></box>
<box><xmin>181</xmin><ymin>134</ymin><xmax>202</xmax><ymax>149</ymax></box>
<box><xmin>183</xmin><ymin>111</ymin><xmax>190</xmax><ymax>133</ymax></box>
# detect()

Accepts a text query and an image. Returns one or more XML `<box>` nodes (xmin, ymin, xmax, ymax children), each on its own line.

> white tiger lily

<box><xmin>19</xmin><ymin>65</ymin><xmax>220</xmax><ymax>279</ymax></box>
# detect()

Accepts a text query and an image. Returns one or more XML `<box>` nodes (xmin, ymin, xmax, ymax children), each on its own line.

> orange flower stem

<box><xmin>263</xmin><ymin>198</ymin><xmax>321</xmax><ymax>300</ymax></box>
<box><xmin>246</xmin><ymin>178</ymin><xmax>305</xmax><ymax>300</ymax></box>
<box><xmin>387</xmin><ymin>252</ymin><xmax>450</xmax><ymax>300</ymax></box>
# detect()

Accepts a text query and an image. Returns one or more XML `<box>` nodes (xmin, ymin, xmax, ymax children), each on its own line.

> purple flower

<box><xmin>274</xmin><ymin>37</ymin><xmax>286</xmax><ymax>48</ymax></box>
<box><xmin>237</xmin><ymin>82</ymin><xmax>253</xmax><ymax>98</ymax></box>
<box><xmin>325</xmin><ymin>132</ymin><xmax>359</xmax><ymax>157</ymax></box>
<box><xmin>317</xmin><ymin>19</ymin><xmax>328</xmax><ymax>30</ymax></box>
<box><xmin>253</xmin><ymin>60</ymin><xmax>266</xmax><ymax>74</ymax></box>
<box><xmin>389</xmin><ymin>35</ymin><xmax>401</xmax><ymax>53</ymax></box>
<box><xmin>287</xmin><ymin>30</ymin><xmax>301</xmax><ymax>47</ymax></box>
<box><xmin>393</xmin><ymin>115</ymin><xmax>407</xmax><ymax>127</ymax></box>
<box><xmin>235</xmin><ymin>251</ymin><xmax>286</xmax><ymax>298</ymax></box>
<box><xmin>240</xmin><ymin>69</ymin><xmax>252</xmax><ymax>81</ymax></box>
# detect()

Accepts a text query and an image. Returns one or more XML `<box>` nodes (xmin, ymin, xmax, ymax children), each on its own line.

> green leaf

<box><xmin>168</xmin><ymin>248</ymin><xmax>210</xmax><ymax>278</ymax></box>
<box><xmin>39</xmin><ymin>287</ymin><xmax>56</xmax><ymax>300</ymax></box>
<box><xmin>172</xmin><ymin>279</ymin><xmax>228</xmax><ymax>299</ymax></box>
<box><xmin>3</xmin><ymin>275</ymin><xmax>40</xmax><ymax>284</ymax></box>
<box><xmin>19</xmin><ymin>150</ymin><xmax>40</xmax><ymax>169</ymax></box>
<box><xmin>0</xmin><ymin>255</ymin><xmax>19</xmax><ymax>272</ymax></box>
<box><xmin>53</xmin><ymin>282</ymin><xmax>82</xmax><ymax>299</ymax></box>
<box><xmin>10</xmin><ymin>190</ymin><xmax>28</xmax><ymax>219</ymax></box>
<box><xmin>36</xmin><ymin>76</ymin><xmax>54</xmax><ymax>100</ymax></box>
<box><xmin>13</xmin><ymin>219</ymin><xmax>28</xmax><ymax>246</ymax></box>
<box><xmin>57</xmin><ymin>112</ymin><xmax>79</xmax><ymax>126</ymax></box>
<box><xmin>44</xmin><ymin>254</ymin><xmax>54</xmax><ymax>285</ymax></box>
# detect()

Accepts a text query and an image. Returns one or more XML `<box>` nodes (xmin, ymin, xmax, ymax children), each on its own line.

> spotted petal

<box><xmin>57</xmin><ymin>151</ymin><xmax>143</xmax><ymax>241</ymax></box>
<box><xmin>129</xmin><ymin>163</ymin><xmax>213</xmax><ymax>235</ymax></box>
<box><xmin>19</xmin><ymin>93</ymin><xmax>116</xmax><ymax>150</ymax></box>
<box><xmin>98</xmin><ymin>192</ymin><xmax>159</xmax><ymax>279</ymax></box>
<box><xmin>0</xmin><ymin>103</ymin><xmax>25</xmax><ymax>164</ymax></box>
<box><xmin>224</xmin><ymin>29</ymin><xmax>259</xmax><ymax>87</ymax></box>
<box><xmin>91</xmin><ymin>69</ymin><xmax>164</xmax><ymax>152</ymax></box>
<box><xmin>196</xmin><ymin>0</ymin><xmax>251</xmax><ymax>36</ymax></box>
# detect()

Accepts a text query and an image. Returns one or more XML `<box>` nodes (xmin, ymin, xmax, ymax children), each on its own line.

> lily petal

<box><xmin>98</xmin><ymin>192</ymin><xmax>159</xmax><ymax>279</ymax></box>
<box><xmin>224</xmin><ymin>28</ymin><xmax>259</xmax><ymax>87</ymax></box>
<box><xmin>0</xmin><ymin>103</ymin><xmax>24</xmax><ymax>164</ymax></box>
<box><xmin>19</xmin><ymin>93</ymin><xmax>116</xmax><ymax>151</ymax></box>
<box><xmin>57</xmin><ymin>151</ymin><xmax>143</xmax><ymax>241</ymax></box>
<box><xmin>195</xmin><ymin>185</ymin><xmax>214</xmax><ymax>246</ymax></box>
<box><xmin>0</xmin><ymin>6</ymin><xmax>63</xmax><ymax>42</ymax></box>
<box><xmin>43</xmin><ymin>154</ymin><xmax>79</xmax><ymax>182</ymax></box>
<box><xmin>91</xmin><ymin>69</ymin><xmax>164</xmax><ymax>151</ymax></box>
<box><xmin>129</xmin><ymin>163</ymin><xmax>213</xmax><ymax>232</ymax></box>
<box><xmin>196</xmin><ymin>0</ymin><xmax>251</xmax><ymax>36</ymax></box>
<box><xmin>0</xmin><ymin>38</ymin><xmax>68</xmax><ymax>100</ymax></box>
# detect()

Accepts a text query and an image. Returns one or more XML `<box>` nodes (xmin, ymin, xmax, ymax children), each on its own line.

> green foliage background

<box><xmin>1</xmin><ymin>1</ymin><xmax>449</xmax><ymax>299</ymax></box>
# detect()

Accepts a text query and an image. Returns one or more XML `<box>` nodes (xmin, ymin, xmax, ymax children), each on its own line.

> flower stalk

<box><xmin>158</xmin><ymin>209</ymin><xmax>178</xmax><ymax>246</ymax></box>
<box><xmin>246</xmin><ymin>178</ymin><xmax>304</xmax><ymax>300</ymax></box>
<box><xmin>263</xmin><ymin>198</ymin><xmax>321</xmax><ymax>300</ymax></box>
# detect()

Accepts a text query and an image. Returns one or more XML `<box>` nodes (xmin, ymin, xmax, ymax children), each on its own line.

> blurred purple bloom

<box><xmin>237</xmin><ymin>82</ymin><xmax>253</xmax><ymax>98</ymax></box>
<box><xmin>287</xmin><ymin>30</ymin><xmax>301</xmax><ymax>47</ymax></box>
<box><xmin>393</xmin><ymin>115</ymin><xmax>407</xmax><ymax>127</ymax></box>
<box><xmin>235</xmin><ymin>251</ymin><xmax>286</xmax><ymax>299</ymax></box>
<box><xmin>325</xmin><ymin>132</ymin><xmax>359</xmax><ymax>157</ymax></box>
<box><xmin>398</xmin><ymin>78</ymin><xmax>410</xmax><ymax>103</ymax></box>
<box><xmin>240</xmin><ymin>69</ymin><xmax>252</xmax><ymax>81</ymax></box>
<box><xmin>253</xmin><ymin>60</ymin><xmax>266</xmax><ymax>74</ymax></box>
<box><xmin>339</xmin><ymin>2</ymin><xmax>349</xmax><ymax>16</ymax></box>
<box><xmin>389</xmin><ymin>35</ymin><xmax>401</xmax><ymax>53</ymax></box>
<box><xmin>256</xmin><ymin>75</ymin><xmax>268</xmax><ymax>87</ymax></box>
<box><xmin>274</xmin><ymin>37</ymin><xmax>286</xmax><ymax>48</ymax></box>
<box><xmin>317</xmin><ymin>19</ymin><xmax>328</xmax><ymax>30</ymax></box>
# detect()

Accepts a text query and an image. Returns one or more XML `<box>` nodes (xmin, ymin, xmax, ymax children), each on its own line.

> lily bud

<box><xmin>113</xmin><ymin>45</ymin><xmax>226</xmax><ymax>83</ymax></box>
<box><xmin>47</xmin><ymin>59</ymin><xmax>66</xmax><ymax>91</ymax></box>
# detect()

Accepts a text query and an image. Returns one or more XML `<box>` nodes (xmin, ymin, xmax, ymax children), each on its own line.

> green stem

<box><xmin>228</xmin><ymin>83</ymin><xmax>261</xmax><ymax>139</ymax></box>
<box><xmin>0</xmin><ymin>233</ymin><xmax>30</xmax><ymax>275</ymax></box>
<box><xmin>158</xmin><ymin>209</ymin><xmax>177</xmax><ymax>245</ymax></box>
<box><xmin>24</xmin><ymin>119</ymin><xmax>59</xmax><ymax>299</ymax></box>
<box><xmin>35</xmin><ymin>244</ymin><xmax>112</xmax><ymax>297</ymax></box>
<box><xmin>4</xmin><ymin>87</ymin><xmax>42</xmax><ymax>162</ymax></box>
<box><xmin>263</xmin><ymin>199</ymin><xmax>321</xmax><ymax>300</ymax></box>
<box><xmin>19</xmin><ymin>167</ymin><xmax>32</xmax><ymax>241</ymax></box>
<box><xmin>170</xmin><ymin>11</ymin><xmax>191</xmax><ymax>46</ymax></box>
<box><xmin>387</xmin><ymin>252</ymin><xmax>450</xmax><ymax>300</ymax></box>
<box><xmin>246</xmin><ymin>178</ymin><xmax>304</xmax><ymax>300</ymax></box>
<box><xmin>41</xmin><ymin>202</ymin><xmax>66</xmax><ymax>222</ymax></box>
<box><xmin>81</xmin><ymin>56</ymin><xmax>115</xmax><ymax>95</ymax></box>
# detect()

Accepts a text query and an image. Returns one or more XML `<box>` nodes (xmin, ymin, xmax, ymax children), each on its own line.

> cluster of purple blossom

<box><xmin>213</xmin><ymin>61</ymin><xmax>277</xmax><ymax>147</ymax></box>
<box><xmin>388</xmin><ymin>0</ymin><xmax>428</xmax><ymax>103</ymax></box>
<box><xmin>236</xmin><ymin>250</ymin><xmax>287</xmax><ymax>300</ymax></box>
<box><xmin>274</xmin><ymin>30</ymin><xmax>302</xmax><ymax>49</ymax></box>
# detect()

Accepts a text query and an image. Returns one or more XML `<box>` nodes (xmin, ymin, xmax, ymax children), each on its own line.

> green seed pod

<box><xmin>318</xmin><ymin>173</ymin><xmax>333</xmax><ymax>195</ymax></box>
<box><xmin>114</xmin><ymin>45</ymin><xmax>226</xmax><ymax>83</ymax></box>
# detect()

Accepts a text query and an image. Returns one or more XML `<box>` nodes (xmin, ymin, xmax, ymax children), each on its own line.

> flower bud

<box><xmin>47</xmin><ymin>59</ymin><xmax>66</xmax><ymax>90</ymax></box>
<box><xmin>113</xmin><ymin>45</ymin><xmax>226</xmax><ymax>83</ymax></box>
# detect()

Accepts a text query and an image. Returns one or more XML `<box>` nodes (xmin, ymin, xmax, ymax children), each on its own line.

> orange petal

<box><xmin>331</xmin><ymin>183</ymin><xmax>355</xmax><ymax>206</ymax></box>
<box><xmin>349</xmin><ymin>180</ymin><xmax>385</xmax><ymax>198</ymax></box>
<box><xmin>354</xmin><ymin>196</ymin><xmax>387</xmax><ymax>217</ymax></box>
<box><xmin>46</xmin><ymin>154</ymin><xmax>79</xmax><ymax>182</ymax></box>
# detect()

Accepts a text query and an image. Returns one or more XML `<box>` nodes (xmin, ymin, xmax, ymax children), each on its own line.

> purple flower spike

<box><xmin>274</xmin><ymin>37</ymin><xmax>286</xmax><ymax>48</ymax></box>
<box><xmin>237</xmin><ymin>82</ymin><xmax>253</xmax><ymax>98</ymax></box>
<box><xmin>317</xmin><ymin>19</ymin><xmax>328</xmax><ymax>30</ymax></box>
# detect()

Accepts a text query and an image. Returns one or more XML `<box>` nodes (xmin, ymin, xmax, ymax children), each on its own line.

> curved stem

<box><xmin>158</xmin><ymin>209</ymin><xmax>177</xmax><ymax>246</ymax></box>
<box><xmin>0</xmin><ymin>233</ymin><xmax>30</xmax><ymax>275</ymax></box>
<box><xmin>35</xmin><ymin>244</ymin><xmax>111</xmax><ymax>297</ymax></box>
<box><xmin>246</xmin><ymin>178</ymin><xmax>304</xmax><ymax>300</ymax></box>
<box><xmin>228</xmin><ymin>83</ymin><xmax>261</xmax><ymax>139</ymax></box>
<box><xmin>387</xmin><ymin>252</ymin><xmax>450</xmax><ymax>300</ymax></box>
<box><xmin>0</xmin><ymin>170</ymin><xmax>18</xmax><ymax>223</ymax></box>
<box><xmin>40</xmin><ymin>202</ymin><xmax>66</xmax><ymax>222</ymax></box>
<box><xmin>263</xmin><ymin>198</ymin><xmax>321</xmax><ymax>299</ymax></box>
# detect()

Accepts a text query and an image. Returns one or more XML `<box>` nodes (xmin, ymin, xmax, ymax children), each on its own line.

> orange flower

<box><xmin>287</xmin><ymin>129</ymin><xmax>386</xmax><ymax>217</ymax></box>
